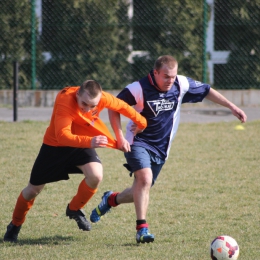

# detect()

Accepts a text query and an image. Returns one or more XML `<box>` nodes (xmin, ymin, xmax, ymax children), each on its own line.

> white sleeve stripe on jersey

<box><xmin>126</xmin><ymin>81</ymin><xmax>144</xmax><ymax>113</ymax></box>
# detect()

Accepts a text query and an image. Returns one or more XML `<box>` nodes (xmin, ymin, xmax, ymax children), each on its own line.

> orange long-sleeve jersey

<box><xmin>43</xmin><ymin>86</ymin><xmax>147</xmax><ymax>149</ymax></box>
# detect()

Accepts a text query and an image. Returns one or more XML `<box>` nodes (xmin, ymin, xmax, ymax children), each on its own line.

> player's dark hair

<box><xmin>79</xmin><ymin>80</ymin><xmax>102</xmax><ymax>98</ymax></box>
<box><xmin>154</xmin><ymin>55</ymin><xmax>178</xmax><ymax>71</ymax></box>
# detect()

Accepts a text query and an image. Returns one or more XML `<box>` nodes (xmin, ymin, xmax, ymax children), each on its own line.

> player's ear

<box><xmin>154</xmin><ymin>69</ymin><xmax>158</xmax><ymax>75</ymax></box>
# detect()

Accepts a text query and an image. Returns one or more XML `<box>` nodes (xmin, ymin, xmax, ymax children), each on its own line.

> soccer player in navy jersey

<box><xmin>90</xmin><ymin>55</ymin><xmax>247</xmax><ymax>243</ymax></box>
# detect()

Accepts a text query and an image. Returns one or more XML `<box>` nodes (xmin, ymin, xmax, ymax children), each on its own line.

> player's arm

<box><xmin>205</xmin><ymin>88</ymin><xmax>247</xmax><ymax>123</ymax></box>
<box><xmin>102</xmin><ymin>92</ymin><xmax>147</xmax><ymax>130</ymax></box>
<box><xmin>108</xmin><ymin>109</ymin><xmax>129</xmax><ymax>151</ymax></box>
<box><xmin>108</xmin><ymin>109</ymin><xmax>144</xmax><ymax>152</ymax></box>
<box><xmin>103</xmin><ymin>89</ymin><xmax>146</xmax><ymax>151</ymax></box>
<box><xmin>54</xmin><ymin>107</ymin><xmax>108</xmax><ymax>148</ymax></box>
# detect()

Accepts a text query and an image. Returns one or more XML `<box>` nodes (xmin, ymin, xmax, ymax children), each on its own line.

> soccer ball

<box><xmin>210</xmin><ymin>235</ymin><xmax>239</xmax><ymax>260</ymax></box>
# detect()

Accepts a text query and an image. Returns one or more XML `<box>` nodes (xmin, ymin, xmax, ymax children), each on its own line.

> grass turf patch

<box><xmin>0</xmin><ymin>120</ymin><xmax>259</xmax><ymax>259</ymax></box>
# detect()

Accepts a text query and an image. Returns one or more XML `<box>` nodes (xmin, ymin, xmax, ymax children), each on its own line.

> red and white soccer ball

<box><xmin>210</xmin><ymin>235</ymin><xmax>239</xmax><ymax>260</ymax></box>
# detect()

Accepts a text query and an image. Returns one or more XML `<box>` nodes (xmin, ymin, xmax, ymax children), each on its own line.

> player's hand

<box><xmin>130</xmin><ymin>123</ymin><xmax>144</xmax><ymax>136</ymax></box>
<box><xmin>116</xmin><ymin>136</ymin><xmax>131</xmax><ymax>152</ymax></box>
<box><xmin>91</xmin><ymin>135</ymin><xmax>108</xmax><ymax>148</ymax></box>
<box><xmin>231</xmin><ymin>107</ymin><xmax>247</xmax><ymax>123</ymax></box>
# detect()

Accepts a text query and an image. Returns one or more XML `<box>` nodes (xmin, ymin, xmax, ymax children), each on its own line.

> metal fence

<box><xmin>0</xmin><ymin>0</ymin><xmax>259</xmax><ymax>90</ymax></box>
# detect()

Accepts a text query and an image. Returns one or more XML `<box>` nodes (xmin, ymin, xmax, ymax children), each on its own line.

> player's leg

<box><xmin>89</xmin><ymin>146</ymin><xmax>148</xmax><ymax>223</ymax></box>
<box><xmin>105</xmin><ymin>156</ymin><xmax>163</xmax><ymax>243</ymax></box>
<box><xmin>90</xmin><ymin>145</ymin><xmax>153</xmax><ymax>242</ymax></box>
<box><xmin>4</xmin><ymin>145</ymin><xmax>50</xmax><ymax>242</ymax></box>
<box><xmin>132</xmin><ymin>168</ymin><xmax>152</xmax><ymax>219</ymax></box>
<box><xmin>90</xmin><ymin>185</ymin><xmax>132</xmax><ymax>223</ymax></box>
<box><xmin>114</xmin><ymin>186</ymin><xmax>134</xmax><ymax>203</ymax></box>
<box><xmin>66</xmin><ymin>161</ymin><xmax>102</xmax><ymax>231</ymax></box>
<box><xmin>131</xmin><ymin>167</ymin><xmax>155</xmax><ymax>243</ymax></box>
<box><xmin>133</xmin><ymin>155</ymin><xmax>164</xmax><ymax>243</ymax></box>
<box><xmin>23</xmin><ymin>182</ymin><xmax>45</xmax><ymax>200</ymax></box>
<box><xmin>90</xmin><ymin>145</ymin><xmax>151</xmax><ymax>224</ymax></box>
<box><xmin>3</xmin><ymin>183</ymin><xmax>45</xmax><ymax>243</ymax></box>
<box><xmin>90</xmin><ymin>167</ymin><xmax>154</xmax><ymax>244</ymax></box>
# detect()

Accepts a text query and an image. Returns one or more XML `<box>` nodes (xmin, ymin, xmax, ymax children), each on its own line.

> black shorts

<box><xmin>30</xmin><ymin>144</ymin><xmax>101</xmax><ymax>185</ymax></box>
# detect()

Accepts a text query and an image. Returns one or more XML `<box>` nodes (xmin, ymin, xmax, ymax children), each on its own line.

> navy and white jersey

<box><xmin>117</xmin><ymin>71</ymin><xmax>210</xmax><ymax>160</ymax></box>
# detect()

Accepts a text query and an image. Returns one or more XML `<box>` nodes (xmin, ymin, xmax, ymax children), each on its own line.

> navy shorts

<box><xmin>124</xmin><ymin>145</ymin><xmax>165</xmax><ymax>186</ymax></box>
<box><xmin>30</xmin><ymin>144</ymin><xmax>101</xmax><ymax>185</ymax></box>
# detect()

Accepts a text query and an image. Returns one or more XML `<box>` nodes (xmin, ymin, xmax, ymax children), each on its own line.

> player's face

<box><xmin>76</xmin><ymin>90</ymin><xmax>101</xmax><ymax>113</ymax></box>
<box><xmin>154</xmin><ymin>64</ymin><xmax>178</xmax><ymax>92</ymax></box>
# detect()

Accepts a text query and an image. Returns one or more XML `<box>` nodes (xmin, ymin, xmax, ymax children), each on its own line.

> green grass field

<box><xmin>0</xmin><ymin>120</ymin><xmax>259</xmax><ymax>260</ymax></box>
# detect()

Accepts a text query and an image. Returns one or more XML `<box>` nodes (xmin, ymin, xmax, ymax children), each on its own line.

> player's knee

<box><xmin>93</xmin><ymin>171</ymin><xmax>103</xmax><ymax>185</ymax></box>
<box><xmin>81</xmin><ymin>162</ymin><xmax>103</xmax><ymax>187</ymax></box>
<box><xmin>86</xmin><ymin>171</ymin><xmax>103</xmax><ymax>188</ymax></box>
<box><xmin>141</xmin><ymin>177</ymin><xmax>152</xmax><ymax>188</ymax></box>
<box><xmin>22</xmin><ymin>184</ymin><xmax>44</xmax><ymax>200</ymax></box>
<box><xmin>135</xmin><ymin>172</ymin><xmax>152</xmax><ymax>188</ymax></box>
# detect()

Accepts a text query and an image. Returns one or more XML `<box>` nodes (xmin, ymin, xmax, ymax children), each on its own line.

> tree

<box><xmin>0</xmin><ymin>0</ymin><xmax>42</xmax><ymax>89</ymax></box>
<box><xmin>0</xmin><ymin>1</ymin><xmax>29</xmax><ymax>89</ymax></box>
<box><xmin>40</xmin><ymin>0</ymin><xmax>131</xmax><ymax>89</ymax></box>
<box><xmin>131</xmin><ymin>0</ymin><xmax>205</xmax><ymax>81</ymax></box>
<box><xmin>214</xmin><ymin>0</ymin><xmax>260</xmax><ymax>89</ymax></box>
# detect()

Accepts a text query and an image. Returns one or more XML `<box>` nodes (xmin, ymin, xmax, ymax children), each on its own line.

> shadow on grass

<box><xmin>1</xmin><ymin>235</ymin><xmax>75</xmax><ymax>246</ymax></box>
<box><xmin>105</xmin><ymin>242</ymin><xmax>146</xmax><ymax>247</ymax></box>
<box><xmin>121</xmin><ymin>243</ymin><xmax>143</xmax><ymax>247</ymax></box>
<box><xmin>2</xmin><ymin>239</ymin><xmax>150</xmax><ymax>247</ymax></box>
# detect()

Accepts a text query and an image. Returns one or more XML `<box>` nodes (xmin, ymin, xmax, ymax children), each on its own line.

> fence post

<box><xmin>203</xmin><ymin>0</ymin><xmax>208</xmax><ymax>83</ymax></box>
<box><xmin>31</xmin><ymin>0</ymin><xmax>36</xmax><ymax>90</ymax></box>
<box><xmin>13</xmin><ymin>61</ymin><xmax>19</xmax><ymax>122</ymax></box>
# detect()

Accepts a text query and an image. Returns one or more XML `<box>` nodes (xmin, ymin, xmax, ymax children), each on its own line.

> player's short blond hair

<box><xmin>154</xmin><ymin>55</ymin><xmax>178</xmax><ymax>71</ymax></box>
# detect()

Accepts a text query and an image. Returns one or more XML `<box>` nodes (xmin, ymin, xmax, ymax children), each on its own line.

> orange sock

<box><xmin>12</xmin><ymin>192</ymin><xmax>35</xmax><ymax>226</ymax></box>
<box><xmin>69</xmin><ymin>179</ymin><xmax>97</xmax><ymax>211</ymax></box>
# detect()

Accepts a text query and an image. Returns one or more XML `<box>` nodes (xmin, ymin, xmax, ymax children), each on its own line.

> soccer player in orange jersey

<box><xmin>3</xmin><ymin>80</ymin><xmax>147</xmax><ymax>243</ymax></box>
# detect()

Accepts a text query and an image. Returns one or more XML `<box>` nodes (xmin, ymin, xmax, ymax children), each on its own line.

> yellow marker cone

<box><xmin>234</xmin><ymin>125</ymin><xmax>245</xmax><ymax>130</ymax></box>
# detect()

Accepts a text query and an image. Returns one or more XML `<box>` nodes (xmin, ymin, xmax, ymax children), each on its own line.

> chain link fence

<box><xmin>0</xmin><ymin>0</ymin><xmax>259</xmax><ymax>90</ymax></box>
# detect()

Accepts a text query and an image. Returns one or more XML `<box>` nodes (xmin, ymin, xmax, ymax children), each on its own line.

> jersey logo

<box><xmin>147</xmin><ymin>99</ymin><xmax>175</xmax><ymax>116</ymax></box>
